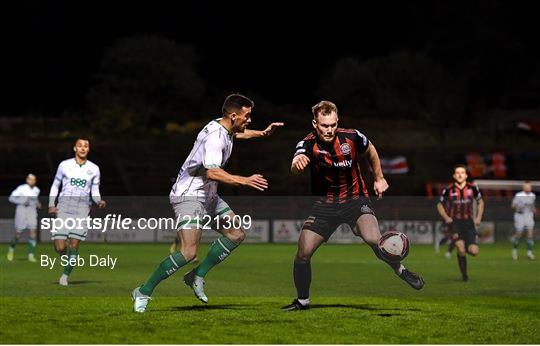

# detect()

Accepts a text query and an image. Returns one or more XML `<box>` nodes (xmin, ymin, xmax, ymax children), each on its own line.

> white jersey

<box><xmin>170</xmin><ymin>119</ymin><xmax>233</xmax><ymax>200</ymax></box>
<box><xmin>49</xmin><ymin>158</ymin><xmax>101</xmax><ymax>215</ymax></box>
<box><xmin>9</xmin><ymin>184</ymin><xmax>40</xmax><ymax>227</ymax></box>
<box><xmin>512</xmin><ymin>191</ymin><xmax>536</xmax><ymax>217</ymax></box>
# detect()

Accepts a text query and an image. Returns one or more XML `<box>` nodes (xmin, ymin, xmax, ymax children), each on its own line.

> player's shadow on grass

<box><xmin>167</xmin><ymin>304</ymin><xmax>248</xmax><ymax>311</ymax></box>
<box><xmin>310</xmin><ymin>303</ymin><xmax>421</xmax><ymax>313</ymax></box>
<box><xmin>50</xmin><ymin>280</ymin><xmax>100</xmax><ymax>285</ymax></box>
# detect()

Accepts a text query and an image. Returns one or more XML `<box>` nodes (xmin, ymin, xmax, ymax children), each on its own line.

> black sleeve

<box><xmin>353</xmin><ymin>129</ymin><xmax>370</xmax><ymax>154</ymax></box>
<box><xmin>472</xmin><ymin>185</ymin><xmax>482</xmax><ymax>201</ymax></box>
<box><xmin>294</xmin><ymin>138</ymin><xmax>313</xmax><ymax>159</ymax></box>
<box><xmin>440</xmin><ymin>188</ymin><xmax>449</xmax><ymax>203</ymax></box>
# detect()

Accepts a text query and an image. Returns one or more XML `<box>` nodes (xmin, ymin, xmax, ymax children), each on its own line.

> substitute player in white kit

<box><xmin>48</xmin><ymin>138</ymin><xmax>106</xmax><ymax>285</ymax></box>
<box><xmin>7</xmin><ymin>174</ymin><xmax>41</xmax><ymax>262</ymax></box>
<box><xmin>132</xmin><ymin>93</ymin><xmax>283</xmax><ymax>312</ymax></box>
<box><xmin>511</xmin><ymin>181</ymin><xmax>536</xmax><ymax>260</ymax></box>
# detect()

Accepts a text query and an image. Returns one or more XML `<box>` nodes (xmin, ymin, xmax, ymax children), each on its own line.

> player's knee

<box><xmin>468</xmin><ymin>247</ymin><xmax>479</xmax><ymax>256</ymax></box>
<box><xmin>54</xmin><ymin>244</ymin><xmax>66</xmax><ymax>255</ymax></box>
<box><xmin>226</xmin><ymin>229</ymin><xmax>246</xmax><ymax>244</ymax></box>
<box><xmin>295</xmin><ymin>251</ymin><xmax>313</xmax><ymax>263</ymax></box>
<box><xmin>181</xmin><ymin>248</ymin><xmax>198</xmax><ymax>262</ymax></box>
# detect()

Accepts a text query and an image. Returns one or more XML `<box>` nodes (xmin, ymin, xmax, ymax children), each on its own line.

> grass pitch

<box><xmin>1</xmin><ymin>243</ymin><xmax>539</xmax><ymax>344</ymax></box>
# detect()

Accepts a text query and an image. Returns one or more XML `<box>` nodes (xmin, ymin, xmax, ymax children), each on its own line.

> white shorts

<box><xmin>171</xmin><ymin>196</ymin><xmax>233</xmax><ymax>231</ymax></box>
<box><xmin>514</xmin><ymin>214</ymin><xmax>535</xmax><ymax>232</ymax></box>
<box><xmin>51</xmin><ymin>210</ymin><xmax>89</xmax><ymax>241</ymax></box>
<box><xmin>14</xmin><ymin>215</ymin><xmax>38</xmax><ymax>232</ymax></box>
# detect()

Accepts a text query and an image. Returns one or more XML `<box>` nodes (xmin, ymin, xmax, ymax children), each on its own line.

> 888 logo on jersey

<box><xmin>70</xmin><ymin>178</ymin><xmax>87</xmax><ymax>188</ymax></box>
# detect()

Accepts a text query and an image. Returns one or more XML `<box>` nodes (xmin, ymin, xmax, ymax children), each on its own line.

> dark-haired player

<box><xmin>437</xmin><ymin>164</ymin><xmax>484</xmax><ymax>281</ymax></box>
<box><xmin>132</xmin><ymin>93</ymin><xmax>283</xmax><ymax>312</ymax></box>
<box><xmin>49</xmin><ymin>138</ymin><xmax>107</xmax><ymax>286</ymax></box>
<box><xmin>283</xmin><ymin>101</ymin><xmax>424</xmax><ymax>311</ymax></box>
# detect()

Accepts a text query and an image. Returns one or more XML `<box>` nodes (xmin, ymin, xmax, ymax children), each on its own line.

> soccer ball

<box><xmin>378</xmin><ymin>231</ymin><xmax>409</xmax><ymax>263</ymax></box>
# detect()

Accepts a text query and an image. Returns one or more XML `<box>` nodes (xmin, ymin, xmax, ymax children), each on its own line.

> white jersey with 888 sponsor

<box><xmin>170</xmin><ymin>119</ymin><xmax>233</xmax><ymax>200</ymax></box>
<box><xmin>49</xmin><ymin>158</ymin><xmax>101</xmax><ymax>216</ymax></box>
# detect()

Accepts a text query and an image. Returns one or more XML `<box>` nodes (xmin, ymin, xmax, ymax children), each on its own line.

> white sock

<box><xmin>396</xmin><ymin>264</ymin><xmax>405</xmax><ymax>275</ymax></box>
<box><xmin>298</xmin><ymin>298</ymin><xmax>310</xmax><ymax>306</ymax></box>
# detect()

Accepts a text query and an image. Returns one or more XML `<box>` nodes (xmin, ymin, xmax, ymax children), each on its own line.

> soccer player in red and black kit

<box><xmin>282</xmin><ymin>101</ymin><xmax>425</xmax><ymax>311</ymax></box>
<box><xmin>437</xmin><ymin>164</ymin><xmax>484</xmax><ymax>282</ymax></box>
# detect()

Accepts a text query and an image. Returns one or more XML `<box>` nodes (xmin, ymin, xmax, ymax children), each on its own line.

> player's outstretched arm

<box><xmin>291</xmin><ymin>154</ymin><xmax>310</xmax><ymax>175</ymax></box>
<box><xmin>365</xmin><ymin>143</ymin><xmax>388</xmax><ymax>198</ymax></box>
<box><xmin>207</xmin><ymin>168</ymin><xmax>268</xmax><ymax>191</ymax></box>
<box><xmin>235</xmin><ymin>122</ymin><xmax>284</xmax><ymax>140</ymax></box>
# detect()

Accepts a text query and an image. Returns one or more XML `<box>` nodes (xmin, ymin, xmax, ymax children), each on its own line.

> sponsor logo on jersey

<box><xmin>333</xmin><ymin>159</ymin><xmax>352</xmax><ymax>168</ymax></box>
<box><xmin>70</xmin><ymin>178</ymin><xmax>87</xmax><ymax>188</ymax></box>
<box><xmin>340</xmin><ymin>143</ymin><xmax>351</xmax><ymax>155</ymax></box>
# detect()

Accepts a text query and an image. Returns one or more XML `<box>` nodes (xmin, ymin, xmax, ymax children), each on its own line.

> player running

<box><xmin>437</xmin><ymin>164</ymin><xmax>484</xmax><ymax>281</ymax></box>
<box><xmin>48</xmin><ymin>138</ymin><xmax>106</xmax><ymax>286</ymax></box>
<box><xmin>132</xmin><ymin>93</ymin><xmax>283</xmax><ymax>312</ymax></box>
<box><xmin>7</xmin><ymin>174</ymin><xmax>41</xmax><ymax>262</ymax></box>
<box><xmin>282</xmin><ymin>100</ymin><xmax>424</xmax><ymax>311</ymax></box>
<box><xmin>511</xmin><ymin>181</ymin><xmax>536</xmax><ymax>260</ymax></box>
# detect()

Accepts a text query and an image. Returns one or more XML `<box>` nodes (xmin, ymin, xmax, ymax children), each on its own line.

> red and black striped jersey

<box><xmin>440</xmin><ymin>182</ymin><xmax>482</xmax><ymax>220</ymax></box>
<box><xmin>294</xmin><ymin>128</ymin><xmax>370</xmax><ymax>203</ymax></box>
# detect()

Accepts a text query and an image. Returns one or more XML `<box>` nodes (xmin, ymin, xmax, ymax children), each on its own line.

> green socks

<box><xmin>527</xmin><ymin>238</ymin><xmax>534</xmax><ymax>251</ymax></box>
<box><xmin>9</xmin><ymin>236</ymin><xmax>19</xmax><ymax>250</ymax></box>
<box><xmin>140</xmin><ymin>251</ymin><xmax>188</xmax><ymax>296</ymax></box>
<box><xmin>195</xmin><ymin>236</ymin><xmax>238</xmax><ymax>278</ymax></box>
<box><xmin>139</xmin><ymin>237</ymin><xmax>240</xmax><ymax>296</ymax></box>
<box><xmin>515</xmin><ymin>237</ymin><xmax>534</xmax><ymax>251</ymax></box>
<box><xmin>27</xmin><ymin>238</ymin><xmax>36</xmax><ymax>255</ymax></box>
<box><xmin>63</xmin><ymin>248</ymin><xmax>79</xmax><ymax>276</ymax></box>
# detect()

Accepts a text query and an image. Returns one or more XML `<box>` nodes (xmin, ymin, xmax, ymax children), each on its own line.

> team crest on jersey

<box><xmin>340</xmin><ymin>143</ymin><xmax>351</xmax><ymax>155</ymax></box>
<box><xmin>87</xmin><ymin>170</ymin><xmax>93</xmax><ymax>175</ymax></box>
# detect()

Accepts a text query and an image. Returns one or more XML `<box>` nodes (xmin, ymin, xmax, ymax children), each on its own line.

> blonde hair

<box><xmin>311</xmin><ymin>100</ymin><xmax>338</xmax><ymax>119</ymax></box>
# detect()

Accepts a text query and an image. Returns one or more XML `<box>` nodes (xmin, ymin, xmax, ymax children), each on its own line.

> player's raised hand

<box><xmin>48</xmin><ymin>206</ymin><xmax>57</xmax><ymax>216</ymax></box>
<box><xmin>373</xmin><ymin>178</ymin><xmax>389</xmax><ymax>199</ymax></box>
<box><xmin>261</xmin><ymin>122</ymin><xmax>285</xmax><ymax>137</ymax></box>
<box><xmin>97</xmin><ymin>200</ymin><xmax>107</xmax><ymax>208</ymax></box>
<box><xmin>244</xmin><ymin>174</ymin><xmax>268</xmax><ymax>191</ymax></box>
<box><xmin>292</xmin><ymin>154</ymin><xmax>310</xmax><ymax>173</ymax></box>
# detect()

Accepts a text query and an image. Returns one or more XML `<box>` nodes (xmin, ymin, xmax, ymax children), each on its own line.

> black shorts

<box><xmin>302</xmin><ymin>198</ymin><xmax>376</xmax><ymax>241</ymax></box>
<box><xmin>450</xmin><ymin>220</ymin><xmax>478</xmax><ymax>246</ymax></box>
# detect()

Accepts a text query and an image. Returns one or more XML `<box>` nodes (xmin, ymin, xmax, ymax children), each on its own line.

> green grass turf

<box><xmin>1</xmin><ymin>243</ymin><xmax>539</xmax><ymax>344</ymax></box>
